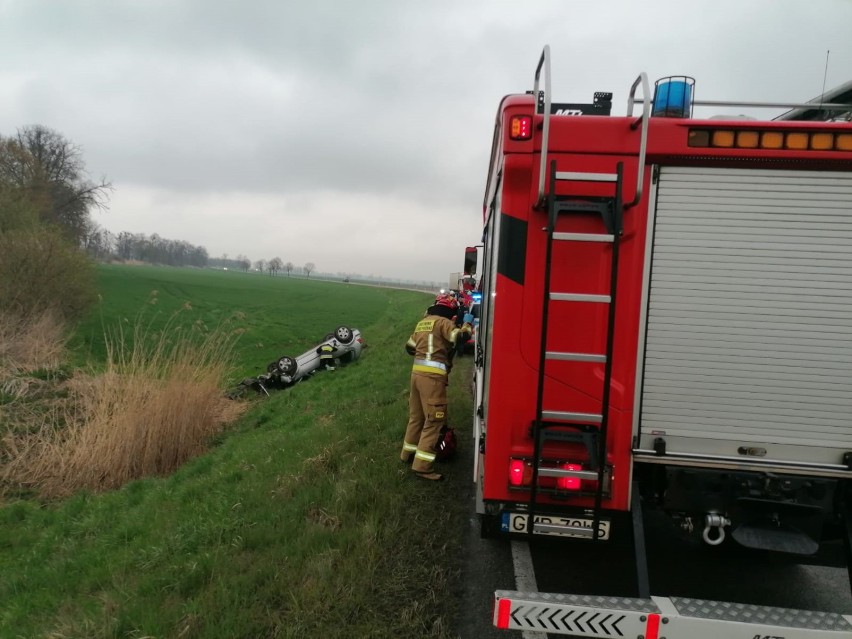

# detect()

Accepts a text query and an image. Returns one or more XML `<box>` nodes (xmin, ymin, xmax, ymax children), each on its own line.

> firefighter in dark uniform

<box><xmin>400</xmin><ymin>293</ymin><xmax>469</xmax><ymax>481</ymax></box>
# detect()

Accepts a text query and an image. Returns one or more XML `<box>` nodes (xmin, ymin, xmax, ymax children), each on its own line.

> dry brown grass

<box><xmin>1</xmin><ymin>322</ymin><xmax>246</xmax><ymax>498</ymax></box>
<box><xmin>0</xmin><ymin>310</ymin><xmax>67</xmax><ymax>377</ymax></box>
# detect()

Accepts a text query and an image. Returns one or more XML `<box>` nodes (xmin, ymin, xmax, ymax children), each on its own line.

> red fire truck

<box><xmin>472</xmin><ymin>45</ymin><xmax>852</xmax><ymax>637</ymax></box>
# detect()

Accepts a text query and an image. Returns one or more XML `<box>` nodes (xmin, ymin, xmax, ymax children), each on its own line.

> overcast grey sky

<box><xmin>2</xmin><ymin>0</ymin><xmax>850</xmax><ymax>283</ymax></box>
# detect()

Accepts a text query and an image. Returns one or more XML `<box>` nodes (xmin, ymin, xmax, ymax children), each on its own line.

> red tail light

<box><xmin>508</xmin><ymin>459</ymin><xmax>533</xmax><ymax>487</ymax></box>
<box><xmin>557</xmin><ymin>463</ymin><xmax>582</xmax><ymax>490</ymax></box>
<box><xmin>509</xmin><ymin>115</ymin><xmax>533</xmax><ymax>140</ymax></box>
<box><xmin>509</xmin><ymin>459</ymin><xmax>526</xmax><ymax>486</ymax></box>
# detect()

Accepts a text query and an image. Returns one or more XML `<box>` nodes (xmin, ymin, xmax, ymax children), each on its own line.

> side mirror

<box><xmin>463</xmin><ymin>246</ymin><xmax>478</xmax><ymax>275</ymax></box>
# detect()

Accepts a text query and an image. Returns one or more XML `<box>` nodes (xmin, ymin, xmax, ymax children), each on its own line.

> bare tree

<box><xmin>0</xmin><ymin>125</ymin><xmax>112</xmax><ymax>243</ymax></box>
<box><xmin>304</xmin><ymin>262</ymin><xmax>316</xmax><ymax>278</ymax></box>
<box><xmin>254</xmin><ymin>259</ymin><xmax>266</xmax><ymax>273</ymax></box>
<box><xmin>284</xmin><ymin>261</ymin><xmax>294</xmax><ymax>277</ymax></box>
<box><xmin>268</xmin><ymin>257</ymin><xmax>283</xmax><ymax>276</ymax></box>
<box><xmin>236</xmin><ymin>254</ymin><xmax>251</xmax><ymax>271</ymax></box>
<box><xmin>114</xmin><ymin>231</ymin><xmax>134</xmax><ymax>260</ymax></box>
<box><xmin>81</xmin><ymin>222</ymin><xmax>114</xmax><ymax>261</ymax></box>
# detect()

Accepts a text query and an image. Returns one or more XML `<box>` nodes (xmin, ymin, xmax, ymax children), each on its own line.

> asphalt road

<box><xmin>531</xmin><ymin>509</ymin><xmax>852</xmax><ymax>612</ymax></box>
<box><xmin>452</xmin><ymin>449</ymin><xmax>852</xmax><ymax>639</ymax></box>
<box><xmin>454</xmin><ymin>470</ymin><xmax>516</xmax><ymax>639</ymax></box>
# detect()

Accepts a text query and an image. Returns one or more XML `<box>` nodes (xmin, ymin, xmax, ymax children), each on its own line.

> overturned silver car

<box><xmin>234</xmin><ymin>326</ymin><xmax>366</xmax><ymax>396</ymax></box>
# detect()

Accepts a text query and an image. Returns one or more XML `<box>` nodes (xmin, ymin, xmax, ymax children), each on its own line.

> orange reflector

<box><xmin>811</xmin><ymin>133</ymin><xmax>834</xmax><ymax>150</ymax></box>
<box><xmin>495</xmin><ymin>598</ymin><xmax>512</xmax><ymax>628</ymax></box>
<box><xmin>786</xmin><ymin>132</ymin><xmax>809</xmax><ymax>150</ymax></box>
<box><xmin>711</xmin><ymin>130</ymin><xmax>735</xmax><ymax>147</ymax></box>
<box><xmin>736</xmin><ymin>131</ymin><xmax>759</xmax><ymax>148</ymax></box>
<box><xmin>761</xmin><ymin>131</ymin><xmax>783</xmax><ymax>149</ymax></box>
<box><xmin>689</xmin><ymin>127</ymin><xmax>852</xmax><ymax>152</ymax></box>
<box><xmin>509</xmin><ymin>115</ymin><xmax>533</xmax><ymax>140</ymax></box>
<box><xmin>645</xmin><ymin>613</ymin><xmax>661</xmax><ymax>639</ymax></box>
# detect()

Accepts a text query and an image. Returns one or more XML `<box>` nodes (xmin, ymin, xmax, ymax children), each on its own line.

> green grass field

<box><xmin>0</xmin><ymin>264</ymin><xmax>474</xmax><ymax>638</ymax></box>
<box><xmin>70</xmin><ymin>265</ymin><xmax>412</xmax><ymax>377</ymax></box>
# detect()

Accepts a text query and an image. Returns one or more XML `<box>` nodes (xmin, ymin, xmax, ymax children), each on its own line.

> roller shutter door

<box><xmin>639</xmin><ymin>167</ymin><xmax>852</xmax><ymax>464</ymax></box>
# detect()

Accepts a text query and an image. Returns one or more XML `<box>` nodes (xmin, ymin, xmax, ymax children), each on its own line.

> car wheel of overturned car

<box><xmin>334</xmin><ymin>325</ymin><xmax>354</xmax><ymax>344</ymax></box>
<box><xmin>276</xmin><ymin>356</ymin><xmax>297</xmax><ymax>376</ymax></box>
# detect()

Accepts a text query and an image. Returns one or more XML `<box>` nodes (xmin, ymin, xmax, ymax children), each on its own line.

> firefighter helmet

<box><xmin>434</xmin><ymin>293</ymin><xmax>459</xmax><ymax>310</ymax></box>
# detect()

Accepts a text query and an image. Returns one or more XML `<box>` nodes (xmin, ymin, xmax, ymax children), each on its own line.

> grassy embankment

<box><xmin>0</xmin><ymin>264</ymin><xmax>473</xmax><ymax>638</ymax></box>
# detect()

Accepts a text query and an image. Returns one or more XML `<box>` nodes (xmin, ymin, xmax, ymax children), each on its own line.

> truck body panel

<box><xmin>638</xmin><ymin>166</ymin><xmax>852</xmax><ymax>466</ymax></box>
<box><xmin>475</xmin><ymin>46</ymin><xmax>852</xmax><ymax>637</ymax></box>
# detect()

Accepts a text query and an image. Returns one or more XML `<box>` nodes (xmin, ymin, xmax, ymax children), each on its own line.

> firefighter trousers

<box><xmin>401</xmin><ymin>372</ymin><xmax>447</xmax><ymax>473</ymax></box>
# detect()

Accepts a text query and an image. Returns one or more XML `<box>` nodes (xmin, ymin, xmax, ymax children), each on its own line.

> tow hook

<box><xmin>702</xmin><ymin>513</ymin><xmax>731</xmax><ymax>546</ymax></box>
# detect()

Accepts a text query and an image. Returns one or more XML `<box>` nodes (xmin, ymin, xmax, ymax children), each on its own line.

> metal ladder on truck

<box><xmin>525</xmin><ymin>45</ymin><xmax>652</xmax><ymax>596</ymax></box>
<box><xmin>527</xmin><ymin>160</ymin><xmax>623</xmax><ymax>542</ymax></box>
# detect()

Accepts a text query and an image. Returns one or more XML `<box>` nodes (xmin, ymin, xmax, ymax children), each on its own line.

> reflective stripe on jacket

<box><xmin>413</xmin><ymin>358</ymin><xmax>448</xmax><ymax>375</ymax></box>
<box><xmin>406</xmin><ymin>314</ymin><xmax>457</xmax><ymax>376</ymax></box>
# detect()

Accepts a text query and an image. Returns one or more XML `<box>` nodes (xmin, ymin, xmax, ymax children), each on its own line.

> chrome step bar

<box><xmin>546</xmin><ymin>351</ymin><xmax>607</xmax><ymax>363</ymax></box>
<box><xmin>542</xmin><ymin>411</ymin><xmax>603</xmax><ymax>424</ymax></box>
<box><xmin>537</xmin><ymin>467</ymin><xmax>600</xmax><ymax>481</ymax></box>
<box><xmin>552</xmin><ymin>232</ymin><xmax>614</xmax><ymax>242</ymax></box>
<box><xmin>554</xmin><ymin>171</ymin><xmax>618</xmax><ymax>182</ymax></box>
<box><xmin>551</xmin><ymin>293</ymin><xmax>611</xmax><ymax>303</ymax></box>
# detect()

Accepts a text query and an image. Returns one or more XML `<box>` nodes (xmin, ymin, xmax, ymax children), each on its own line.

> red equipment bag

<box><xmin>436</xmin><ymin>425</ymin><xmax>457</xmax><ymax>461</ymax></box>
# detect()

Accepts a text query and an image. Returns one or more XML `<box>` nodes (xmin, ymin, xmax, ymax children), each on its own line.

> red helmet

<box><xmin>434</xmin><ymin>293</ymin><xmax>458</xmax><ymax>310</ymax></box>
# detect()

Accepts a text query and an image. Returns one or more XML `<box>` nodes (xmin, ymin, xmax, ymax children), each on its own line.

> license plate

<box><xmin>504</xmin><ymin>513</ymin><xmax>611</xmax><ymax>539</ymax></box>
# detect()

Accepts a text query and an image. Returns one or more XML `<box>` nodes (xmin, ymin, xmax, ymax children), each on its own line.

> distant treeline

<box><xmin>83</xmin><ymin>229</ymin><xmax>210</xmax><ymax>268</ymax></box>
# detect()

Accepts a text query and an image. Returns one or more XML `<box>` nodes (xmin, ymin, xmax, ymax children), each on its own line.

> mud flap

<box><xmin>631</xmin><ymin>481</ymin><xmax>651</xmax><ymax>599</ymax></box>
<box><xmin>842</xmin><ymin>489</ymin><xmax>852</xmax><ymax>596</ymax></box>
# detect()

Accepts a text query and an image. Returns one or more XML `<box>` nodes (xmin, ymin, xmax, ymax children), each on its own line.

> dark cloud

<box><xmin>2</xmin><ymin>0</ymin><xmax>850</xmax><ymax>280</ymax></box>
